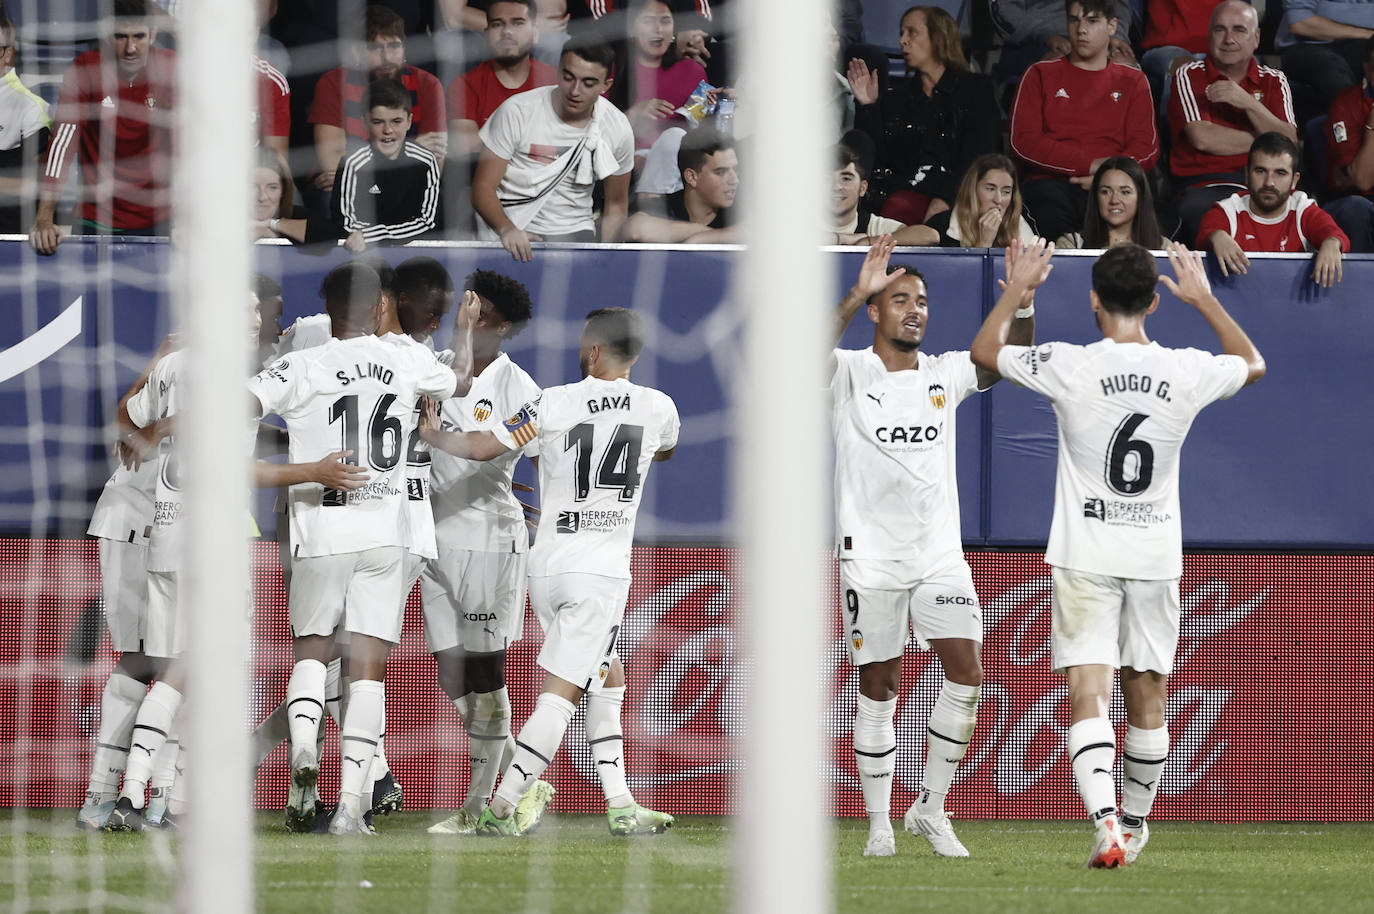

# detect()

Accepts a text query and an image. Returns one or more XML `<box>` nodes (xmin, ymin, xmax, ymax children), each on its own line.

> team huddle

<box><xmin>73</xmin><ymin>234</ymin><xmax>1263</xmax><ymax>864</ymax></box>
<box><xmin>835</xmin><ymin>236</ymin><xmax>1263</xmax><ymax>866</ymax></box>
<box><xmin>76</xmin><ymin>256</ymin><xmax>678</xmax><ymax>838</ymax></box>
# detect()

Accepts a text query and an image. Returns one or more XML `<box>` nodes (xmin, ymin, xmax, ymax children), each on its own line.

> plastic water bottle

<box><xmin>716</xmin><ymin>97</ymin><xmax>735</xmax><ymax>136</ymax></box>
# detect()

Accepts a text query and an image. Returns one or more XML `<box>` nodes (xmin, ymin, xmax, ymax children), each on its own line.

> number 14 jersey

<box><xmin>997</xmin><ymin>339</ymin><xmax>1247</xmax><ymax>579</ymax></box>
<box><xmin>493</xmin><ymin>375</ymin><xmax>679</xmax><ymax>580</ymax></box>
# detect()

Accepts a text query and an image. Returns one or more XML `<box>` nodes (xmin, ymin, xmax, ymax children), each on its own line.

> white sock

<box><xmin>368</xmin><ymin>695</ymin><xmax>391</xmax><ymax>784</ymax></box>
<box><xmin>250</xmin><ymin>700</ymin><xmax>290</xmax><ymax>768</ymax></box>
<box><xmin>324</xmin><ymin>657</ymin><xmax>344</xmax><ymax>728</ymax></box>
<box><xmin>463</xmin><ymin>688</ymin><xmax>513</xmax><ymax>815</ymax></box>
<box><xmin>853</xmin><ymin>694</ymin><xmax>897</xmax><ymax>832</ymax></box>
<box><xmin>167</xmin><ymin>743</ymin><xmax>188</xmax><ymax>815</ymax></box>
<box><xmin>1121</xmin><ymin>724</ymin><xmax>1168</xmax><ymax>824</ymax></box>
<box><xmin>285</xmin><ymin>659</ymin><xmax>326</xmax><ymax>760</ymax></box>
<box><xmin>121</xmin><ymin>681</ymin><xmax>184</xmax><ymax>807</ymax></box>
<box><xmin>587</xmin><ymin>686</ymin><xmax>632</xmax><ymax>809</ymax></box>
<box><xmin>454</xmin><ymin>692</ymin><xmax>474</xmax><ymax>727</ymax></box>
<box><xmin>86</xmin><ymin>673</ymin><xmax>145</xmax><ymax>802</ymax></box>
<box><xmin>918</xmin><ymin>680</ymin><xmax>980</xmax><ymax>814</ymax></box>
<box><xmin>492</xmin><ymin>692</ymin><xmax>576</xmax><ymax>814</ymax></box>
<box><xmin>1068</xmin><ymin>717</ymin><xmax>1118</xmax><ymax>824</ymax></box>
<box><xmin>338</xmin><ymin>679</ymin><xmax>384</xmax><ymax>817</ymax></box>
<box><xmin>148</xmin><ymin>721</ymin><xmax>180</xmax><ymax>807</ymax></box>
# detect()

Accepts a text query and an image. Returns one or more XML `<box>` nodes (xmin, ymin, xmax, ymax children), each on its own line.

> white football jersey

<box><xmin>431</xmin><ymin>352</ymin><xmax>542</xmax><ymax>552</ymax></box>
<box><xmin>248</xmin><ymin>333</ymin><xmax>458</xmax><ymax>557</ymax></box>
<box><xmin>831</xmin><ymin>347</ymin><xmax>980</xmax><ymax>573</ymax></box>
<box><xmin>123</xmin><ymin>350</ymin><xmax>187</xmax><ymax>573</ymax></box>
<box><xmin>87</xmin><ymin>459</ymin><xmax>156</xmax><ymax>544</ymax></box>
<box><xmin>271</xmin><ymin>313</ymin><xmax>332</xmax><ymax>364</ymax></box>
<box><xmin>493</xmin><ymin>375</ymin><xmax>679</xmax><ymax>579</ymax></box>
<box><xmin>997</xmin><ymin>339</ymin><xmax>1248</xmax><ymax>579</ymax></box>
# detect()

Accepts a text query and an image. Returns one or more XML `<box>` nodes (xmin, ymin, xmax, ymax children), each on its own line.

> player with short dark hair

<box><xmin>971</xmin><ymin>239</ymin><xmax>1265</xmax><ymax>867</ymax></box>
<box><xmin>831</xmin><ymin>235</ymin><xmax>1035</xmax><ymax>857</ymax></box>
<box><xmin>420</xmin><ymin>306</ymin><xmax>680</xmax><ymax>837</ymax></box>
<box><xmin>249</xmin><ymin>262</ymin><xmax>479</xmax><ymax>835</ymax></box>
<box><xmin>423</xmin><ymin>268</ymin><xmax>549</xmax><ymax>836</ymax></box>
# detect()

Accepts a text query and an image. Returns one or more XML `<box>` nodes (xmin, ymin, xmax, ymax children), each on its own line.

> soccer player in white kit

<box><xmin>76</xmin><ymin>336</ymin><xmax>175</xmax><ymax>830</ymax></box>
<box><xmin>971</xmin><ymin>240</ymin><xmax>1265</xmax><ymax>867</ymax></box>
<box><xmin>832</xmin><ymin>237</ymin><xmax>1036</xmax><ymax>858</ymax></box>
<box><xmin>419</xmin><ymin>307</ymin><xmax>679</xmax><ymax>837</ymax></box>
<box><xmin>248</xmin><ymin>262</ymin><xmax>478</xmax><ymax>835</ymax></box>
<box><xmin>422</xmin><ymin>270</ymin><xmax>551</xmax><ymax>836</ymax></box>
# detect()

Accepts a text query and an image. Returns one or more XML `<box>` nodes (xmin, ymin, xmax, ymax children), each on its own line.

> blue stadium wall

<box><xmin>0</xmin><ymin>238</ymin><xmax>1370</xmax><ymax>549</ymax></box>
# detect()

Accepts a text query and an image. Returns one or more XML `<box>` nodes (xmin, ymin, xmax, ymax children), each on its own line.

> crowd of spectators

<box><xmin>2</xmin><ymin>0</ymin><xmax>1372</xmax><ymax>278</ymax></box>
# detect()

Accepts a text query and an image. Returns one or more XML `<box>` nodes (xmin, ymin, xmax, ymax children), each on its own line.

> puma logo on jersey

<box><xmin>866</xmin><ymin>392</ymin><xmax>885</xmax><ymax>406</ymax></box>
<box><xmin>586</xmin><ymin>394</ymin><xmax>631</xmax><ymax>413</ymax></box>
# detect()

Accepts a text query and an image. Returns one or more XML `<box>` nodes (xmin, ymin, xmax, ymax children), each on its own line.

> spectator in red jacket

<box><xmin>1168</xmin><ymin>0</ymin><xmax>1297</xmax><ymax>245</ymax></box>
<box><xmin>31</xmin><ymin>0</ymin><xmax>175</xmax><ymax>254</ymax></box>
<box><xmin>1321</xmin><ymin>35</ymin><xmax>1374</xmax><ymax>251</ymax></box>
<box><xmin>1198</xmin><ymin>131</ymin><xmax>1350</xmax><ymax>286</ymax></box>
<box><xmin>448</xmin><ymin>0</ymin><xmax>557</xmax><ymax>158</ymax></box>
<box><xmin>1010</xmin><ymin>0</ymin><xmax>1159</xmax><ymax>241</ymax></box>
<box><xmin>307</xmin><ymin>5</ymin><xmax>446</xmax><ymax>195</ymax></box>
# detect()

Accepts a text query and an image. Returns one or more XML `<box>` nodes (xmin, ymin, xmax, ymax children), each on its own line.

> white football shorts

<box><xmin>1050</xmin><ymin>566</ymin><xmax>1181</xmax><ymax>674</ymax></box>
<box><xmin>839</xmin><ymin>556</ymin><xmax>983</xmax><ymax>666</ymax></box>
<box><xmin>143</xmin><ymin>570</ymin><xmax>185</xmax><ymax>659</ymax></box>
<box><xmin>528</xmin><ymin>573</ymin><xmax>628</xmax><ymax>694</ymax></box>
<box><xmin>98</xmin><ymin>538</ymin><xmax>148</xmax><ymax>653</ymax></box>
<box><xmin>420</xmin><ymin>548</ymin><xmax>528</xmax><ymax>654</ymax></box>
<box><xmin>290</xmin><ymin>546</ymin><xmax>406</xmax><ymax>643</ymax></box>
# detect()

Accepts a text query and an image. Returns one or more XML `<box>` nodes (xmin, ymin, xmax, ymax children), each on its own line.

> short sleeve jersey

<box><xmin>493</xmin><ymin>375</ymin><xmax>679</xmax><ymax>579</ymax></box>
<box><xmin>478</xmin><ymin>87</ymin><xmax>635</xmax><ymax>236</ymax></box>
<box><xmin>1196</xmin><ymin>190</ymin><xmax>1350</xmax><ymax>252</ymax></box>
<box><xmin>247</xmin><ymin>333</ymin><xmax>458</xmax><ymax>557</ymax></box>
<box><xmin>272</xmin><ymin>314</ymin><xmax>332</xmax><ymax>363</ymax></box>
<box><xmin>124</xmin><ymin>350</ymin><xmax>187</xmax><ymax>573</ymax></box>
<box><xmin>996</xmin><ymin>339</ymin><xmax>1248</xmax><ymax>579</ymax></box>
<box><xmin>430</xmin><ymin>352</ymin><xmax>542</xmax><ymax>553</ymax></box>
<box><xmin>448</xmin><ymin>58</ymin><xmax>557</xmax><ymax>128</ymax></box>
<box><xmin>831</xmin><ymin>348</ymin><xmax>980</xmax><ymax>571</ymax></box>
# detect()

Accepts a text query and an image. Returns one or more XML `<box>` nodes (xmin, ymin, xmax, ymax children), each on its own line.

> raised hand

<box><xmin>1004</xmin><ymin>238</ymin><xmax>1055</xmax><ymax>291</ymax></box>
<box><xmin>1158</xmin><ymin>239</ymin><xmax>1213</xmax><ymax>306</ymax></box>
<box><xmin>846</xmin><ymin>58</ymin><xmax>879</xmax><ymax>106</ymax></box>
<box><xmin>855</xmin><ymin>234</ymin><xmax>906</xmax><ymax>298</ymax></box>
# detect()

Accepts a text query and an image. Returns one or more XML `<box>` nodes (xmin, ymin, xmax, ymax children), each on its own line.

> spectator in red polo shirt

<box><xmin>1009</xmin><ymin>0</ymin><xmax>1159</xmax><ymax>241</ymax></box>
<box><xmin>1198</xmin><ymin>131</ymin><xmax>1349</xmax><ymax>286</ymax></box>
<box><xmin>1321</xmin><ymin>35</ymin><xmax>1374</xmax><ymax>251</ymax></box>
<box><xmin>30</xmin><ymin>0</ymin><xmax>175</xmax><ymax>254</ymax></box>
<box><xmin>449</xmin><ymin>0</ymin><xmax>557</xmax><ymax>158</ymax></box>
<box><xmin>308</xmin><ymin>5</ymin><xmax>446</xmax><ymax>195</ymax></box>
<box><xmin>1168</xmin><ymin>0</ymin><xmax>1297</xmax><ymax>244</ymax></box>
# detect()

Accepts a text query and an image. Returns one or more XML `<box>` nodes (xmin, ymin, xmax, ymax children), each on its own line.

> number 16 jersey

<box><xmin>493</xmin><ymin>375</ymin><xmax>679</xmax><ymax>580</ymax></box>
<box><xmin>997</xmin><ymin>339</ymin><xmax>1247</xmax><ymax>579</ymax></box>
<box><xmin>248</xmin><ymin>333</ymin><xmax>458</xmax><ymax>557</ymax></box>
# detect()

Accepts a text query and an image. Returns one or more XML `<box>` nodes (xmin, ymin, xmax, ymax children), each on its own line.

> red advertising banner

<box><xmin>1</xmin><ymin>540</ymin><xmax>1370</xmax><ymax>821</ymax></box>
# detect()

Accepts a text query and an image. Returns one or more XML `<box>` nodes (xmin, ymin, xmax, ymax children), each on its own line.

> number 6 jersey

<box><xmin>997</xmin><ymin>339</ymin><xmax>1247</xmax><ymax>579</ymax></box>
<box><xmin>492</xmin><ymin>375</ymin><xmax>679</xmax><ymax>580</ymax></box>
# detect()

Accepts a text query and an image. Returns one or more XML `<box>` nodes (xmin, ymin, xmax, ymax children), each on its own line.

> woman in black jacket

<box><xmin>847</xmin><ymin>5</ymin><xmax>1002</xmax><ymax>225</ymax></box>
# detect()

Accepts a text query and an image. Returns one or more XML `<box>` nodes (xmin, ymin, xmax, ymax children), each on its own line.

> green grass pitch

<box><xmin>2</xmin><ymin>812</ymin><xmax>1371</xmax><ymax>913</ymax></box>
